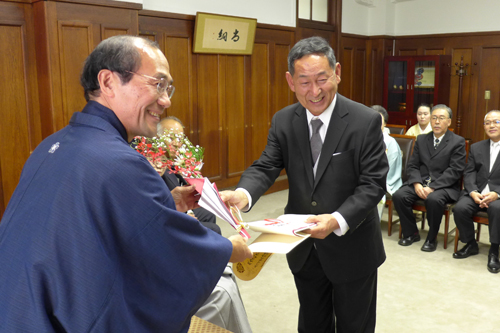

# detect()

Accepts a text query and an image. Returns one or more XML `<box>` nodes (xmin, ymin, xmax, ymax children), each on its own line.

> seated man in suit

<box><xmin>157</xmin><ymin>116</ymin><xmax>220</xmax><ymax>234</ymax></box>
<box><xmin>157</xmin><ymin>116</ymin><xmax>252</xmax><ymax>332</ymax></box>
<box><xmin>393</xmin><ymin>104</ymin><xmax>466</xmax><ymax>252</ymax></box>
<box><xmin>453</xmin><ymin>110</ymin><xmax>500</xmax><ymax>273</ymax></box>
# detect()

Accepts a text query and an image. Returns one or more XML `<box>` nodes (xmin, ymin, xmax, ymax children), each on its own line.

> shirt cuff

<box><xmin>235</xmin><ymin>188</ymin><xmax>252</xmax><ymax>211</ymax></box>
<box><xmin>332</xmin><ymin>211</ymin><xmax>349</xmax><ymax>236</ymax></box>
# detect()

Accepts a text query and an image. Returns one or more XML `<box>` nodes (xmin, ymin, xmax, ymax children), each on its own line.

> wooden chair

<box><xmin>386</xmin><ymin>134</ymin><xmax>416</xmax><ymax>236</ymax></box>
<box><xmin>386</xmin><ymin>124</ymin><xmax>407</xmax><ymax>135</ymax></box>
<box><xmin>405</xmin><ymin>139</ymin><xmax>471</xmax><ymax>249</ymax></box>
<box><xmin>454</xmin><ymin>211</ymin><xmax>489</xmax><ymax>253</ymax></box>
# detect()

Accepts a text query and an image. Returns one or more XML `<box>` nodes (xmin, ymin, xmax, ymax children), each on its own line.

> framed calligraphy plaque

<box><xmin>193</xmin><ymin>12</ymin><xmax>257</xmax><ymax>55</ymax></box>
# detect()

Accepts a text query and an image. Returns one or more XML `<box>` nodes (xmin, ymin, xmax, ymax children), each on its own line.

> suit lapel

<box><xmin>314</xmin><ymin>95</ymin><xmax>347</xmax><ymax>188</ymax></box>
<box><xmin>431</xmin><ymin>130</ymin><xmax>450</xmax><ymax>158</ymax></box>
<box><xmin>488</xmin><ymin>141</ymin><xmax>500</xmax><ymax>174</ymax></box>
<box><xmin>292</xmin><ymin>105</ymin><xmax>314</xmax><ymax>187</ymax></box>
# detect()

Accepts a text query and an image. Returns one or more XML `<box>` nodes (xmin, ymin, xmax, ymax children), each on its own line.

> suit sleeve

<box><xmin>336</xmin><ymin>112</ymin><xmax>388</xmax><ymax>227</ymax></box>
<box><xmin>463</xmin><ymin>144</ymin><xmax>479</xmax><ymax>194</ymax></box>
<box><xmin>430</xmin><ymin>137</ymin><xmax>466</xmax><ymax>190</ymax></box>
<box><xmin>406</xmin><ymin>136</ymin><xmax>424</xmax><ymax>185</ymax></box>
<box><xmin>237</xmin><ymin>114</ymin><xmax>285</xmax><ymax>206</ymax></box>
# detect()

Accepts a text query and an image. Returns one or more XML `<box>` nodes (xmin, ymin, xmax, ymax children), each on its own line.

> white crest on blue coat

<box><xmin>48</xmin><ymin>142</ymin><xmax>60</xmax><ymax>153</ymax></box>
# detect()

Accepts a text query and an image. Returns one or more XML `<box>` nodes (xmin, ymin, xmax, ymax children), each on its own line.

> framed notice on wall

<box><xmin>193</xmin><ymin>12</ymin><xmax>257</xmax><ymax>55</ymax></box>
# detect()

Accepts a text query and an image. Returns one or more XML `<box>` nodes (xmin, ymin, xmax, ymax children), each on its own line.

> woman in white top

<box><xmin>405</xmin><ymin>104</ymin><xmax>432</xmax><ymax>137</ymax></box>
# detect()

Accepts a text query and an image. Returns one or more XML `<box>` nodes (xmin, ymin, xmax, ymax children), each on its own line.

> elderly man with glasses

<box><xmin>0</xmin><ymin>35</ymin><xmax>252</xmax><ymax>332</ymax></box>
<box><xmin>453</xmin><ymin>110</ymin><xmax>500</xmax><ymax>273</ymax></box>
<box><xmin>393</xmin><ymin>104</ymin><xmax>466</xmax><ymax>252</ymax></box>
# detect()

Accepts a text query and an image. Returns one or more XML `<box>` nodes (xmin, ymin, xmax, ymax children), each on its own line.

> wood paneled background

<box><xmin>2</xmin><ymin>0</ymin><xmax>500</xmax><ymax>218</ymax></box>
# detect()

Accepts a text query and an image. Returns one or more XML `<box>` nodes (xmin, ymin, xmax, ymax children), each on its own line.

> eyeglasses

<box><xmin>125</xmin><ymin>71</ymin><xmax>175</xmax><ymax>99</ymax></box>
<box><xmin>431</xmin><ymin>116</ymin><xmax>449</xmax><ymax>122</ymax></box>
<box><xmin>484</xmin><ymin>120</ymin><xmax>500</xmax><ymax>126</ymax></box>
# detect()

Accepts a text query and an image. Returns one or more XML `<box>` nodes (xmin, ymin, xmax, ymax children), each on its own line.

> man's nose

<box><xmin>158</xmin><ymin>92</ymin><xmax>171</xmax><ymax>108</ymax></box>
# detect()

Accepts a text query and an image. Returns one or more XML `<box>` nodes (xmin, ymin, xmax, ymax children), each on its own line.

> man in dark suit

<box><xmin>158</xmin><ymin>116</ymin><xmax>221</xmax><ymax>235</ymax></box>
<box><xmin>393</xmin><ymin>104</ymin><xmax>466</xmax><ymax>252</ymax></box>
<box><xmin>453</xmin><ymin>110</ymin><xmax>500</xmax><ymax>273</ymax></box>
<box><xmin>221</xmin><ymin>36</ymin><xmax>388</xmax><ymax>332</ymax></box>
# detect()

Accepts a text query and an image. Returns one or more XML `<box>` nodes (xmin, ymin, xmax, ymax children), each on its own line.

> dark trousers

<box><xmin>453</xmin><ymin>195</ymin><xmax>500</xmax><ymax>244</ymax></box>
<box><xmin>193</xmin><ymin>207</ymin><xmax>221</xmax><ymax>235</ymax></box>
<box><xmin>293</xmin><ymin>248</ymin><xmax>377</xmax><ymax>333</ymax></box>
<box><xmin>393</xmin><ymin>184</ymin><xmax>452</xmax><ymax>241</ymax></box>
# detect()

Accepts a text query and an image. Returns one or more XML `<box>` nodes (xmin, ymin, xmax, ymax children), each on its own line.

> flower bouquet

<box><xmin>161</xmin><ymin>130</ymin><xmax>204</xmax><ymax>179</ymax></box>
<box><xmin>131</xmin><ymin>136</ymin><xmax>169</xmax><ymax>175</ymax></box>
<box><xmin>131</xmin><ymin>132</ymin><xmax>249</xmax><ymax>239</ymax></box>
<box><xmin>131</xmin><ymin>131</ymin><xmax>204</xmax><ymax>178</ymax></box>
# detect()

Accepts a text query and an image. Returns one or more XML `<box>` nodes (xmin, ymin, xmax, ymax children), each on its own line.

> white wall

<box><xmin>139</xmin><ymin>0</ymin><xmax>296</xmax><ymax>27</ymax></box>
<box><xmin>343</xmin><ymin>0</ymin><xmax>500</xmax><ymax>36</ymax></box>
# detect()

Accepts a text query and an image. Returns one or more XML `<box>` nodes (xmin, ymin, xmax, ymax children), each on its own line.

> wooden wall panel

<box><xmin>34</xmin><ymin>0</ymin><xmax>139</xmax><ymax>134</ymax></box>
<box><xmin>274</xmin><ymin>44</ymin><xmax>294</xmax><ymax>113</ymax></box>
<box><xmin>164</xmin><ymin>36</ymin><xmax>194</xmax><ymax>137</ymax></box>
<box><xmin>0</xmin><ymin>25</ymin><xmax>32</xmax><ymax>217</ymax></box>
<box><xmin>399</xmin><ymin>49</ymin><xmax>418</xmax><ymax>56</ymax></box>
<box><xmin>249</xmin><ymin>43</ymin><xmax>270</xmax><ymax>164</ymax></box>
<box><xmin>425</xmin><ymin>49</ymin><xmax>445</xmax><ymax>55</ymax></box>
<box><xmin>476</xmin><ymin>47</ymin><xmax>500</xmax><ymax>140</ymax></box>
<box><xmin>340</xmin><ymin>48</ymin><xmax>353</xmax><ymax>99</ymax></box>
<box><xmin>353</xmin><ymin>48</ymin><xmax>366</xmax><ymax>103</ymax></box>
<box><xmin>225</xmin><ymin>56</ymin><xmax>246</xmax><ymax>177</ymax></box>
<box><xmin>197</xmin><ymin>54</ymin><xmax>222</xmax><ymax>179</ymax></box>
<box><xmin>58</xmin><ymin>23</ymin><xmax>92</xmax><ymax>126</ymax></box>
<box><xmin>0</xmin><ymin>2</ymin><xmax>41</xmax><ymax>219</ymax></box>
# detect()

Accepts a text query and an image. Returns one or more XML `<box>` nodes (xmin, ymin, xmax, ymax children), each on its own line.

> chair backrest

<box><xmin>390</xmin><ymin>134</ymin><xmax>416</xmax><ymax>183</ymax></box>
<box><xmin>386</xmin><ymin>124</ymin><xmax>406</xmax><ymax>135</ymax></box>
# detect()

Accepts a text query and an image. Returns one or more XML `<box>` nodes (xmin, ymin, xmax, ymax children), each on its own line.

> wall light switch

<box><xmin>485</xmin><ymin>90</ymin><xmax>491</xmax><ymax>100</ymax></box>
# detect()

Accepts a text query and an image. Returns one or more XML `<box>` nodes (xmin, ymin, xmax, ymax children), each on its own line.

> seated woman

<box><xmin>405</xmin><ymin>103</ymin><xmax>432</xmax><ymax>137</ymax></box>
<box><xmin>371</xmin><ymin>105</ymin><xmax>403</xmax><ymax>221</ymax></box>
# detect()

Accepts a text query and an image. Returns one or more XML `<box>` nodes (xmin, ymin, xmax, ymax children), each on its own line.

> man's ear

<box><xmin>97</xmin><ymin>69</ymin><xmax>117</xmax><ymax>98</ymax></box>
<box><xmin>285</xmin><ymin>72</ymin><xmax>296</xmax><ymax>92</ymax></box>
<box><xmin>334</xmin><ymin>63</ymin><xmax>341</xmax><ymax>84</ymax></box>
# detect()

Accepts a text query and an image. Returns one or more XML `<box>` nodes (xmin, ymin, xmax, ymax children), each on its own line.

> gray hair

<box><xmin>432</xmin><ymin>104</ymin><xmax>452</xmax><ymax>119</ymax></box>
<box><xmin>371</xmin><ymin>105</ymin><xmax>388</xmax><ymax>125</ymax></box>
<box><xmin>157</xmin><ymin>116</ymin><xmax>184</xmax><ymax>134</ymax></box>
<box><xmin>80</xmin><ymin>35</ymin><xmax>160</xmax><ymax>102</ymax></box>
<box><xmin>288</xmin><ymin>36</ymin><xmax>337</xmax><ymax>76</ymax></box>
<box><xmin>484</xmin><ymin>110</ymin><xmax>500</xmax><ymax>120</ymax></box>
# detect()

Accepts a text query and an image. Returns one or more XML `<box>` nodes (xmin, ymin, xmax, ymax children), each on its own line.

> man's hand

<box><xmin>479</xmin><ymin>192</ymin><xmax>499</xmax><ymax>208</ymax></box>
<box><xmin>470</xmin><ymin>191</ymin><xmax>483</xmax><ymax>205</ymax></box>
<box><xmin>301</xmin><ymin>214</ymin><xmax>339</xmax><ymax>239</ymax></box>
<box><xmin>414</xmin><ymin>183</ymin><xmax>429</xmax><ymax>200</ymax></box>
<box><xmin>228</xmin><ymin>235</ymin><xmax>253</xmax><ymax>263</ymax></box>
<box><xmin>219</xmin><ymin>190</ymin><xmax>249</xmax><ymax>210</ymax></box>
<box><xmin>170</xmin><ymin>185</ymin><xmax>200</xmax><ymax>212</ymax></box>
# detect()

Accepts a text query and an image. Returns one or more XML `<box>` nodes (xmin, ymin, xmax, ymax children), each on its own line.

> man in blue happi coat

<box><xmin>0</xmin><ymin>35</ymin><xmax>252</xmax><ymax>332</ymax></box>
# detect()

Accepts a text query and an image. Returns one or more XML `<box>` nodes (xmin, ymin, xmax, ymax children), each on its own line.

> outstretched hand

<box><xmin>219</xmin><ymin>190</ymin><xmax>249</xmax><ymax>210</ymax></box>
<box><xmin>170</xmin><ymin>185</ymin><xmax>200</xmax><ymax>212</ymax></box>
<box><xmin>228</xmin><ymin>235</ymin><xmax>253</xmax><ymax>263</ymax></box>
<box><xmin>301</xmin><ymin>214</ymin><xmax>339</xmax><ymax>239</ymax></box>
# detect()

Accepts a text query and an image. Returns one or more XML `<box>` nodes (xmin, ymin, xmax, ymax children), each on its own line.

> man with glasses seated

<box><xmin>393</xmin><ymin>104</ymin><xmax>466</xmax><ymax>252</ymax></box>
<box><xmin>453</xmin><ymin>110</ymin><xmax>500</xmax><ymax>273</ymax></box>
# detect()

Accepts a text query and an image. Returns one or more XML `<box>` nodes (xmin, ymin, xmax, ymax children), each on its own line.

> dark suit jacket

<box><xmin>463</xmin><ymin>139</ymin><xmax>500</xmax><ymax>195</ymax></box>
<box><xmin>407</xmin><ymin>130</ymin><xmax>466</xmax><ymax>201</ymax></box>
<box><xmin>237</xmin><ymin>94</ymin><xmax>388</xmax><ymax>283</ymax></box>
<box><xmin>162</xmin><ymin>171</ymin><xmax>219</xmax><ymax>233</ymax></box>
